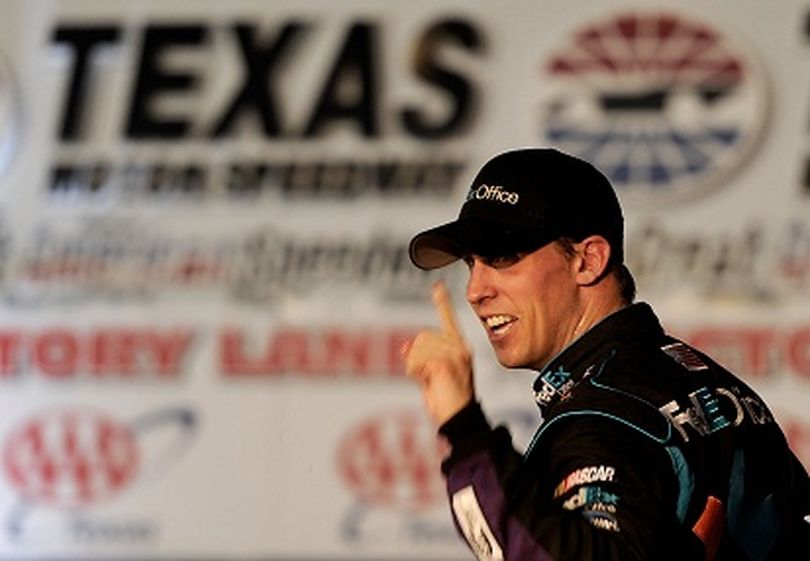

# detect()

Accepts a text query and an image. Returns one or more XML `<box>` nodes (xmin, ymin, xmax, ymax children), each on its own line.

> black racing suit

<box><xmin>439</xmin><ymin>303</ymin><xmax>810</xmax><ymax>560</ymax></box>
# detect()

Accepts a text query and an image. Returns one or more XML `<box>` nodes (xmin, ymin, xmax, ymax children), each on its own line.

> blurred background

<box><xmin>0</xmin><ymin>0</ymin><xmax>807</xmax><ymax>559</ymax></box>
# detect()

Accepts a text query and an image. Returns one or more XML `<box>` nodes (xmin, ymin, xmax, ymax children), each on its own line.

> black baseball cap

<box><xmin>409</xmin><ymin>148</ymin><xmax>625</xmax><ymax>270</ymax></box>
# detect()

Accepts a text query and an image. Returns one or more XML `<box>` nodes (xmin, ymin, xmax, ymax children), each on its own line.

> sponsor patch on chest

<box><xmin>560</xmin><ymin>484</ymin><xmax>622</xmax><ymax>533</ymax></box>
<box><xmin>554</xmin><ymin>464</ymin><xmax>616</xmax><ymax>498</ymax></box>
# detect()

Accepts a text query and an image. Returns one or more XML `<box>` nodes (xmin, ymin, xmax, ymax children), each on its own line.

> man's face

<box><xmin>464</xmin><ymin>242</ymin><xmax>581</xmax><ymax>370</ymax></box>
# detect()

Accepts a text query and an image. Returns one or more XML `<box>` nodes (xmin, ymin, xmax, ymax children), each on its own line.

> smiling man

<box><xmin>405</xmin><ymin>148</ymin><xmax>810</xmax><ymax>560</ymax></box>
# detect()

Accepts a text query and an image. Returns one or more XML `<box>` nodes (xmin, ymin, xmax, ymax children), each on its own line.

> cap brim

<box><xmin>409</xmin><ymin>218</ymin><xmax>554</xmax><ymax>270</ymax></box>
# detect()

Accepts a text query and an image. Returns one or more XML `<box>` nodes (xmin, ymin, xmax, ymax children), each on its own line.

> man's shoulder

<box><xmin>542</xmin><ymin>337</ymin><xmax>727</xmax><ymax>445</ymax></box>
<box><xmin>550</xmin><ymin>334</ymin><xmax>780</xmax><ymax>448</ymax></box>
<box><xmin>542</xmin><ymin>362</ymin><xmax>675</xmax><ymax>446</ymax></box>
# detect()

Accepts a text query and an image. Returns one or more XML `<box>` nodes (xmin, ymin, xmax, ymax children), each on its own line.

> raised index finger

<box><xmin>432</xmin><ymin>281</ymin><xmax>462</xmax><ymax>341</ymax></box>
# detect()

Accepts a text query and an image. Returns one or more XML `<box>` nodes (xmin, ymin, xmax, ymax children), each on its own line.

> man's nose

<box><xmin>466</xmin><ymin>259</ymin><xmax>496</xmax><ymax>306</ymax></box>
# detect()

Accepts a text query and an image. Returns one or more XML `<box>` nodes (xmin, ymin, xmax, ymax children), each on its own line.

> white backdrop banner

<box><xmin>0</xmin><ymin>0</ymin><xmax>808</xmax><ymax>559</ymax></box>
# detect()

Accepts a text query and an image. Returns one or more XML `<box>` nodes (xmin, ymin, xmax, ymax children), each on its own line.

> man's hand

<box><xmin>405</xmin><ymin>281</ymin><xmax>475</xmax><ymax>427</ymax></box>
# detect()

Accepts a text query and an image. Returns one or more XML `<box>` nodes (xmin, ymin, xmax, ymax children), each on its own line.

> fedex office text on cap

<box><xmin>467</xmin><ymin>184</ymin><xmax>519</xmax><ymax>204</ymax></box>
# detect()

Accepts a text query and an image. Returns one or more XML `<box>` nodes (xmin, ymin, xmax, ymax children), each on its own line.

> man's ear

<box><xmin>575</xmin><ymin>235</ymin><xmax>611</xmax><ymax>286</ymax></box>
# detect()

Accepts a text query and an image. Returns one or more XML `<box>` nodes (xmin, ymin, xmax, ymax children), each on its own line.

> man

<box><xmin>404</xmin><ymin>148</ymin><xmax>810</xmax><ymax>560</ymax></box>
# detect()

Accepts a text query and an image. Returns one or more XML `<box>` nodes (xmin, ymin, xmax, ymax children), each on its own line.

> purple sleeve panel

<box><xmin>437</xmin><ymin>404</ymin><xmax>702</xmax><ymax>560</ymax></box>
<box><xmin>439</xmin><ymin>402</ymin><xmax>553</xmax><ymax>561</ymax></box>
<box><xmin>446</xmin><ymin>450</ymin><xmax>554</xmax><ymax>561</ymax></box>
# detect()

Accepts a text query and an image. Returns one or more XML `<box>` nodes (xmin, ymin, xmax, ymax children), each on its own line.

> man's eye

<box><xmin>463</xmin><ymin>254</ymin><xmax>523</xmax><ymax>270</ymax></box>
<box><xmin>485</xmin><ymin>254</ymin><xmax>521</xmax><ymax>269</ymax></box>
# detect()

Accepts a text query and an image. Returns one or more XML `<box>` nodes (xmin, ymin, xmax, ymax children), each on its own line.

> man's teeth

<box><xmin>486</xmin><ymin>315</ymin><xmax>515</xmax><ymax>330</ymax></box>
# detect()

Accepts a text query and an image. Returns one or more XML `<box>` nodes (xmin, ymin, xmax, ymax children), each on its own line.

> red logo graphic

<box><xmin>541</xmin><ymin>11</ymin><xmax>768</xmax><ymax>206</ymax></box>
<box><xmin>337</xmin><ymin>410</ymin><xmax>444</xmax><ymax>511</ymax></box>
<box><xmin>3</xmin><ymin>408</ymin><xmax>139</xmax><ymax>508</ymax></box>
